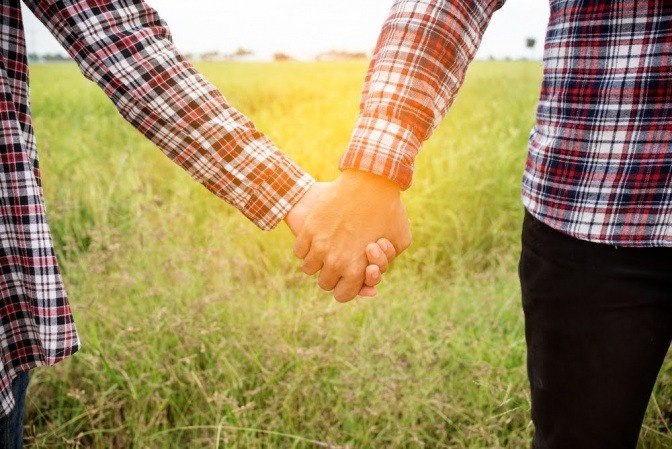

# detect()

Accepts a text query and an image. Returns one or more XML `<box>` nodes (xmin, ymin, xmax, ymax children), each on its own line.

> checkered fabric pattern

<box><xmin>340</xmin><ymin>0</ymin><xmax>506</xmax><ymax>188</ymax></box>
<box><xmin>341</xmin><ymin>0</ymin><xmax>672</xmax><ymax>247</ymax></box>
<box><xmin>0</xmin><ymin>0</ymin><xmax>313</xmax><ymax>416</ymax></box>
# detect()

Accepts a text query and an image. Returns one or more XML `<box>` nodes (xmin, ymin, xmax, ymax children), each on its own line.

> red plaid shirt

<box><xmin>0</xmin><ymin>0</ymin><xmax>313</xmax><ymax>416</ymax></box>
<box><xmin>341</xmin><ymin>0</ymin><xmax>672</xmax><ymax>246</ymax></box>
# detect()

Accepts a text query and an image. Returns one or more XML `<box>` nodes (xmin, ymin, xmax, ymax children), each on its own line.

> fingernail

<box><xmin>370</xmin><ymin>246</ymin><xmax>380</xmax><ymax>258</ymax></box>
<box><xmin>379</xmin><ymin>240</ymin><xmax>388</xmax><ymax>252</ymax></box>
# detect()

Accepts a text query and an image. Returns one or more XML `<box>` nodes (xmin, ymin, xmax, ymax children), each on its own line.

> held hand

<box><xmin>284</xmin><ymin>182</ymin><xmax>330</xmax><ymax>237</ymax></box>
<box><xmin>361</xmin><ymin>239</ymin><xmax>397</xmax><ymax>296</ymax></box>
<box><xmin>285</xmin><ymin>182</ymin><xmax>397</xmax><ymax>297</ymax></box>
<box><xmin>294</xmin><ymin>170</ymin><xmax>411</xmax><ymax>303</ymax></box>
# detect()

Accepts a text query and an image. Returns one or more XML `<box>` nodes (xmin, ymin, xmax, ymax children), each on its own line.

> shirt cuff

<box><xmin>339</xmin><ymin>115</ymin><xmax>421</xmax><ymax>190</ymax></box>
<box><xmin>242</xmin><ymin>155</ymin><xmax>315</xmax><ymax>231</ymax></box>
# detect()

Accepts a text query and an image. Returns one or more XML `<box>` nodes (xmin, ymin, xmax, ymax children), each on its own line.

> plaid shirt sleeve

<box><xmin>22</xmin><ymin>0</ymin><xmax>314</xmax><ymax>230</ymax></box>
<box><xmin>340</xmin><ymin>0</ymin><xmax>506</xmax><ymax>189</ymax></box>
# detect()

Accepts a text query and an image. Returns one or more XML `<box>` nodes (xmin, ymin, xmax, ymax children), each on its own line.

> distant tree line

<box><xmin>28</xmin><ymin>53</ymin><xmax>71</xmax><ymax>63</ymax></box>
<box><xmin>27</xmin><ymin>48</ymin><xmax>370</xmax><ymax>63</ymax></box>
<box><xmin>28</xmin><ymin>39</ymin><xmax>540</xmax><ymax>64</ymax></box>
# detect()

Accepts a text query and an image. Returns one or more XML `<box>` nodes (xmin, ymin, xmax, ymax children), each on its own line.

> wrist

<box><xmin>283</xmin><ymin>182</ymin><xmax>330</xmax><ymax>236</ymax></box>
<box><xmin>283</xmin><ymin>184</ymin><xmax>312</xmax><ymax>234</ymax></box>
<box><xmin>340</xmin><ymin>170</ymin><xmax>401</xmax><ymax>193</ymax></box>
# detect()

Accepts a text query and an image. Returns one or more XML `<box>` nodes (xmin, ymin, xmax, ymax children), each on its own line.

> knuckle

<box><xmin>318</xmin><ymin>278</ymin><xmax>334</xmax><ymax>291</ymax></box>
<box><xmin>312</xmin><ymin>239</ymin><xmax>329</xmax><ymax>255</ymax></box>
<box><xmin>366</xmin><ymin>277</ymin><xmax>381</xmax><ymax>287</ymax></box>
<box><xmin>324</xmin><ymin>254</ymin><xmax>342</xmax><ymax>271</ymax></box>
<box><xmin>293</xmin><ymin>245</ymin><xmax>304</xmax><ymax>259</ymax></box>
<box><xmin>301</xmin><ymin>261</ymin><xmax>319</xmax><ymax>275</ymax></box>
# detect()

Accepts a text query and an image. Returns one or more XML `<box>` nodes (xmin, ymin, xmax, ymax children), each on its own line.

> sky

<box><xmin>21</xmin><ymin>0</ymin><xmax>550</xmax><ymax>60</ymax></box>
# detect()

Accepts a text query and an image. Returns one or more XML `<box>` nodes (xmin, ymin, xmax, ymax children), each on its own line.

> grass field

<box><xmin>23</xmin><ymin>60</ymin><xmax>672</xmax><ymax>448</ymax></box>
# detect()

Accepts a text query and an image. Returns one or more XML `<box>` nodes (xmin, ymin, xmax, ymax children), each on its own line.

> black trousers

<box><xmin>519</xmin><ymin>211</ymin><xmax>672</xmax><ymax>449</ymax></box>
<box><xmin>0</xmin><ymin>372</ymin><xmax>28</xmax><ymax>449</ymax></box>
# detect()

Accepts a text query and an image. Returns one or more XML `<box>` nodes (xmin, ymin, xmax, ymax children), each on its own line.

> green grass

<box><xmin>22</xmin><ymin>61</ymin><xmax>672</xmax><ymax>448</ymax></box>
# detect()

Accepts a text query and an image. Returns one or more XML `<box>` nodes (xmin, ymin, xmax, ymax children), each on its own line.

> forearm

<box><xmin>341</xmin><ymin>0</ymin><xmax>505</xmax><ymax>189</ymax></box>
<box><xmin>25</xmin><ymin>0</ymin><xmax>313</xmax><ymax>230</ymax></box>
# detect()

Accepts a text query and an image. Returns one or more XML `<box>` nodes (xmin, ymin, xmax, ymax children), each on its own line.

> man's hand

<box><xmin>284</xmin><ymin>182</ymin><xmax>331</xmax><ymax>237</ymax></box>
<box><xmin>294</xmin><ymin>170</ymin><xmax>411</xmax><ymax>302</ymax></box>
<box><xmin>285</xmin><ymin>181</ymin><xmax>398</xmax><ymax>297</ymax></box>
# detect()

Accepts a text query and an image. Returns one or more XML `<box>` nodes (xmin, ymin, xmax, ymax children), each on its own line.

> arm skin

<box><xmin>295</xmin><ymin>0</ymin><xmax>505</xmax><ymax>302</ymax></box>
<box><xmin>22</xmin><ymin>0</ymin><xmax>313</xmax><ymax>231</ymax></box>
<box><xmin>24</xmin><ymin>0</ymin><xmax>396</xmax><ymax>295</ymax></box>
